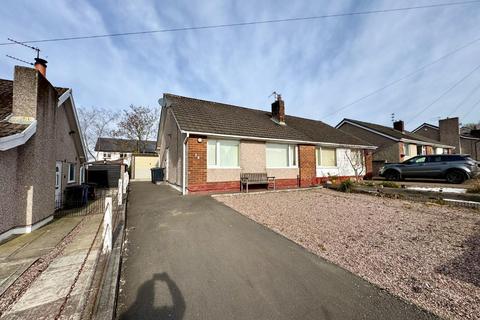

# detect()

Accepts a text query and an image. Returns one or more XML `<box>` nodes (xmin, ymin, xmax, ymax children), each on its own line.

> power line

<box><xmin>447</xmin><ymin>79</ymin><xmax>480</xmax><ymax>116</ymax></box>
<box><xmin>462</xmin><ymin>95</ymin><xmax>480</xmax><ymax>119</ymax></box>
<box><xmin>1</xmin><ymin>0</ymin><xmax>479</xmax><ymax>45</ymax></box>
<box><xmin>408</xmin><ymin>61</ymin><xmax>480</xmax><ymax>122</ymax></box>
<box><xmin>323</xmin><ymin>35</ymin><xmax>480</xmax><ymax>118</ymax></box>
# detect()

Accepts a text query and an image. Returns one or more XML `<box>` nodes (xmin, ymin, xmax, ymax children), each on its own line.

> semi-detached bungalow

<box><xmin>336</xmin><ymin>119</ymin><xmax>455</xmax><ymax>162</ymax></box>
<box><xmin>156</xmin><ymin>93</ymin><xmax>375</xmax><ymax>194</ymax></box>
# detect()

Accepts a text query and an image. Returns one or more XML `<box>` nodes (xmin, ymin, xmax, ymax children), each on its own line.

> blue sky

<box><xmin>1</xmin><ymin>0</ymin><xmax>479</xmax><ymax>129</ymax></box>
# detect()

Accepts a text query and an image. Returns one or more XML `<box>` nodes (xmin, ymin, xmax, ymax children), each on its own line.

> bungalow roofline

<box><xmin>336</xmin><ymin>119</ymin><xmax>454</xmax><ymax>149</ymax></box>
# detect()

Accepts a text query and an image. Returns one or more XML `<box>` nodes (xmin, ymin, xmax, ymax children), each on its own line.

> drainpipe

<box><xmin>182</xmin><ymin>132</ymin><xmax>189</xmax><ymax>195</ymax></box>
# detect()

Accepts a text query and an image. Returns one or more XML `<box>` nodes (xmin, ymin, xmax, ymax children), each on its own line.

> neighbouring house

<box><xmin>412</xmin><ymin>117</ymin><xmax>480</xmax><ymax>161</ymax></box>
<box><xmin>156</xmin><ymin>93</ymin><xmax>376</xmax><ymax>194</ymax></box>
<box><xmin>0</xmin><ymin>61</ymin><xmax>87</xmax><ymax>241</ymax></box>
<box><xmin>94</xmin><ymin>137</ymin><xmax>156</xmax><ymax>167</ymax></box>
<box><xmin>336</xmin><ymin>119</ymin><xmax>455</xmax><ymax>166</ymax></box>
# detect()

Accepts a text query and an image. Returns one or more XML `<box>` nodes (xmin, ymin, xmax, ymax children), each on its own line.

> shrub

<box><xmin>379</xmin><ymin>181</ymin><xmax>400</xmax><ymax>188</ymax></box>
<box><xmin>338</xmin><ymin>179</ymin><xmax>354</xmax><ymax>193</ymax></box>
<box><xmin>467</xmin><ymin>179</ymin><xmax>480</xmax><ymax>194</ymax></box>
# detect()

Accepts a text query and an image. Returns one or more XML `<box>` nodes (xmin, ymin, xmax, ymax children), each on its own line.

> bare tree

<box><xmin>78</xmin><ymin>106</ymin><xmax>119</xmax><ymax>160</ymax></box>
<box><xmin>113</xmin><ymin>105</ymin><xmax>159</xmax><ymax>152</ymax></box>
<box><xmin>345</xmin><ymin>149</ymin><xmax>365</xmax><ymax>182</ymax></box>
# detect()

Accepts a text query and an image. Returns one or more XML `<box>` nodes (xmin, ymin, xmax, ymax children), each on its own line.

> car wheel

<box><xmin>384</xmin><ymin>170</ymin><xmax>400</xmax><ymax>181</ymax></box>
<box><xmin>445</xmin><ymin>170</ymin><xmax>467</xmax><ymax>184</ymax></box>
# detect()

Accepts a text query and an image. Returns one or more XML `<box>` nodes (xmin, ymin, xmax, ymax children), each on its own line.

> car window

<box><xmin>428</xmin><ymin>156</ymin><xmax>443</xmax><ymax>162</ymax></box>
<box><xmin>406</xmin><ymin>156</ymin><xmax>426</xmax><ymax>164</ymax></box>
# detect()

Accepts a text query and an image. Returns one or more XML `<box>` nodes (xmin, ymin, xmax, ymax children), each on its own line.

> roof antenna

<box><xmin>5</xmin><ymin>38</ymin><xmax>42</xmax><ymax>65</ymax></box>
<box><xmin>6</xmin><ymin>38</ymin><xmax>47</xmax><ymax>76</ymax></box>
<box><xmin>269</xmin><ymin>91</ymin><xmax>281</xmax><ymax>100</ymax></box>
<box><xmin>391</xmin><ymin>112</ymin><xmax>395</xmax><ymax>123</ymax></box>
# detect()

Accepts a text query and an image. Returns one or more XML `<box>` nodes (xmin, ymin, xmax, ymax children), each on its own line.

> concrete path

<box><xmin>117</xmin><ymin>182</ymin><xmax>436</xmax><ymax>320</ymax></box>
<box><xmin>0</xmin><ymin>216</ymin><xmax>83</xmax><ymax>296</ymax></box>
<box><xmin>0</xmin><ymin>214</ymin><xmax>104</xmax><ymax>319</ymax></box>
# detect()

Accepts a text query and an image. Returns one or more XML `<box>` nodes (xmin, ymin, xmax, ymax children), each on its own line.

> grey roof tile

<box><xmin>95</xmin><ymin>137</ymin><xmax>157</xmax><ymax>153</ymax></box>
<box><xmin>166</xmin><ymin>94</ymin><xmax>371</xmax><ymax>146</ymax></box>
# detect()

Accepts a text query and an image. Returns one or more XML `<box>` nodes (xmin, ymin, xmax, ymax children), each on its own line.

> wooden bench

<box><xmin>240</xmin><ymin>173</ymin><xmax>275</xmax><ymax>192</ymax></box>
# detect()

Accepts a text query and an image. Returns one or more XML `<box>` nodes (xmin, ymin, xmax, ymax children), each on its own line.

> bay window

<box><xmin>316</xmin><ymin>147</ymin><xmax>337</xmax><ymax>167</ymax></box>
<box><xmin>266</xmin><ymin>144</ymin><xmax>297</xmax><ymax>168</ymax></box>
<box><xmin>207</xmin><ymin>140</ymin><xmax>239</xmax><ymax>168</ymax></box>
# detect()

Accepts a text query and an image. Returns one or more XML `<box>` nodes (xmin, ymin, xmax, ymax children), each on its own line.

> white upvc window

<box><xmin>404</xmin><ymin>143</ymin><xmax>411</xmax><ymax>156</ymax></box>
<box><xmin>316</xmin><ymin>147</ymin><xmax>337</xmax><ymax>167</ymax></box>
<box><xmin>207</xmin><ymin>140</ymin><xmax>240</xmax><ymax>168</ymax></box>
<box><xmin>266</xmin><ymin>143</ymin><xmax>297</xmax><ymax>168</ymax></box>
<box><xmin>80</xmin><ymin>166</ymin><xmax>85</xmax><ymax>184</ymax></box>
<box><xmin>68</xmin><ymin>163</ymin><xmax>76</xmax><ymax>183</ymax></box>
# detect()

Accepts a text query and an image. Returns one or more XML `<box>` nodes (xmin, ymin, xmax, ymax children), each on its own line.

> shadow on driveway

<box><xmin>119</xmin><ymin>272</ymin><xmax>185</xmax><ymax>320</ymax></box>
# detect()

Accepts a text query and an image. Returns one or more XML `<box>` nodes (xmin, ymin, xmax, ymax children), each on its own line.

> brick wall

<box><xmin>187</xmin><ymin>136</ymin><xmax>207</xmax><ymax>189</ymax></box>
<box><xmin>298</xmin><ymin>145</ymin><xmax>316</xmax><ymax>187</ymax></box>
<box><xmin>364</xmin><ymin>150</ymin><xmax>373</xmax><ymax>179</ymax></box>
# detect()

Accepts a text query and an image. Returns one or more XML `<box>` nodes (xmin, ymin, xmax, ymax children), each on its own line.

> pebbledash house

<box><xmin>156</xmin><ymin>93</ymin><xmax>375</xmax><ymax>194</ymax></box>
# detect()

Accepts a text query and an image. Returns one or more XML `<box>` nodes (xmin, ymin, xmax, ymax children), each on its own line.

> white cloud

<box><xmin>0</xmin><ymin>0</ymin><xmax>479</xmax><ymax>130</ymax></box>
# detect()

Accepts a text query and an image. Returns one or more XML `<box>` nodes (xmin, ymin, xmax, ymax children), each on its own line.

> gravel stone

<box><xmin>216</xmin><ymin>189</ymin><xmax>480</xmax><ymax>320</ymax></box>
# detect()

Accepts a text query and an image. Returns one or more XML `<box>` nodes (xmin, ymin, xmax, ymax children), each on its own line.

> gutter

<box><xmin>179</xmin><ymin>130</ymin><xmax>377</xmax><ymax>150</ymax></box>
<box><xmin>182</xmin><ymin>132</ymin><xmax>189</xmax><ymax>195</ymax></box>
<box><xmin>0</xmin><ymin>120</ymin><xmax>37</xmax><ymax>151</ymax></box>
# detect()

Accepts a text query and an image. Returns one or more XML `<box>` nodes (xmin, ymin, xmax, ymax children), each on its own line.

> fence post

<box><xmin>118</xmin><ymin>179</ymin><xmax>123</xmax><ymax>205</ymax></box>
<box><xmin>103</xmin><ymin>197</ymin><xmax>112</xmax><ymax>254</ymax></box>
<box><xmin>123</xmin><ymin>172</ymin><xmax>128</xmax><ymax>194</ymax></box>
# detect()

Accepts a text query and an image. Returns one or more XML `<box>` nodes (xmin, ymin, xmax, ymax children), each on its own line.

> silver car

<box><xmin>379</xmin><ymin>154</ymin><xmax>480</xmax><ymax>184</ymax></box>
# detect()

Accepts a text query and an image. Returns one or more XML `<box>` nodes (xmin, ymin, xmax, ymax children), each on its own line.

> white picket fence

<box><xmin>102</xmin><ymin>172</ymin><xmax>129</xmax><ymax>254</ymax></box>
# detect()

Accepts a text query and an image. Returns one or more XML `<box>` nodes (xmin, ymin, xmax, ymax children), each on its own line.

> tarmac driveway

<box><xmin>116</xmin><ymin>182</ymin><xmax>436</xmax><ymax>320</ymax></box>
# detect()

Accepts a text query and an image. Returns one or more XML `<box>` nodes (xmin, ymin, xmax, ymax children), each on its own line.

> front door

<box><xmin>55</xmin><ymin>162</ymin><xmax>62</xmax><ymax>209</ymax></box>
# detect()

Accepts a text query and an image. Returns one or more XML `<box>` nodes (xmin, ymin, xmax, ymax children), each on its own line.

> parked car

<box><xmin>379</xmin><ymin>154</ymin><xmax>480</xmax><ymax>184</ymax></box>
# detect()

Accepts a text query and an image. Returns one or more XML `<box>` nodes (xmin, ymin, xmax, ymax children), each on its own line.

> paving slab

<box><xmin>0</xmin><ymin>217</ymin><xmax>83</xmax><ymax>296</ymax></box>
<box><xmin>1</xmin><ymin>214</ymin><xmax>103</xmax><ymax>320</ymax></box>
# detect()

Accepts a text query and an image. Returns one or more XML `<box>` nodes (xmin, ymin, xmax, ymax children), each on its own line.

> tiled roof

<box><xmin>0</xmin><ymin>79</ymin><xmax>13</xmax><ymax>121</ymax></box>
<box><xmin>95</xmin><ymin>137</ymin><xmax>157</xmax><ymax>153</ymax></box>
<box><xmin>56</xmin><ymin>87</ymin><xmax>69</xmax><ymax>96</ymax></box>
<box><xmin>166</xmin><ymin>94</ymin><xmax>372</xmax><ymax>146</ymax></box>
<box><xmin>342</xmin><ymin>119</ymin><xmax>448</xmax><ymax>145</ymax></box>
<box><xmin>0</xmin><ymin>122</ymin><xmax>28</xmax><ymax>138</ymax></box>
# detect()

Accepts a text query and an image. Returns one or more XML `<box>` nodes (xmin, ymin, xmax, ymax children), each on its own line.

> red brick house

<box><xmin>156</xmin><ymin>94</ymin><xmax>375</xmax><ymax>194</ymax></box>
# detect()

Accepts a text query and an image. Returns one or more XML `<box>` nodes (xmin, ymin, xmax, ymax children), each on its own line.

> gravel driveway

<box><xmin>215</xmin><ymin>188</ymin><xmax>480</xmax><ymax>320</ymax></box>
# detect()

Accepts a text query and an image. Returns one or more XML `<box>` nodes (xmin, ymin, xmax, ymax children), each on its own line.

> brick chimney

<box><xmin>271</xmin><ymin>94</ymin><xmax>285</xmax><ymax>125</ymax></box>
<box><xmin>393</xmin><ymin>120</ymin><xmax>404</xmax><ymax>132</ymax></box>
<box><xmin>439</xmin><ymin>117</ymin><xmax>460</xmax><ymax>153</ymax></box>
<box><xmin>34</xmin><ymin>58</ymin><xmax>47</xmax><ymax>78</ymax></box>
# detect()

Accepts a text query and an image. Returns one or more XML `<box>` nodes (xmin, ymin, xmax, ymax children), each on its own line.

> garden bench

<box><xmin>240</xmin><ymin>173</ymin><xmax>275</xmax><ymax>192</ymax></box>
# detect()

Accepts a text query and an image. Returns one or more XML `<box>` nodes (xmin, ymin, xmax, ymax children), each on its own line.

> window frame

<box><xmin>79</xmin><ymin>166</ymin><xmax>85</xmax><ymax>184</ymax></box>
<box><xmin>207</xmin><ymin>139</ymin><xmax>240</xmax><ymax>168</ymax></box>
<box><xmin>316</xmin><ymin>147</ymin><xmax>337</xmax><ymax>168</ymax></box>
<box><xmin>68</xmin><ymin>163</ymin><xmax>76</xmax><ymax>183</ymax></box>
<box><xmin>265</xmin><ymin>143</ymin><xmax>298</xmax><ymax>169</ymax></box>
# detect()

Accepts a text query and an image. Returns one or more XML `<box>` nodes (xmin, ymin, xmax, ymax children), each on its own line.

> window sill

<box><xmin>266</xmin><ymin>167</ymin><xmax>298</xmax><ymax>169</ymax></box>
<box><xmin>207</xmin><ymin>167</ymin><xmax>241</xmax><ymax>169</ymax></box>
<box><xmin>67</xmin><ymin>180</ymin><xmax>76</xmax><ymax>184</ymax></box>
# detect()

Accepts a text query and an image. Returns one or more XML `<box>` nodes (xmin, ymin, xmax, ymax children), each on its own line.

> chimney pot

<box><xmin>34</xmin><ymin>58</ymin><xmax>47</xmax><ymax>77</ymax></box>
<box><xmin>393</xmin><ymin>120</ymin><xmax>404</xmax><ymax>132</ymax></box>
<box><xmin>271</xmin><ymin>94</ymin><xmax>286</xmax><ymax>125</ymax></box>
